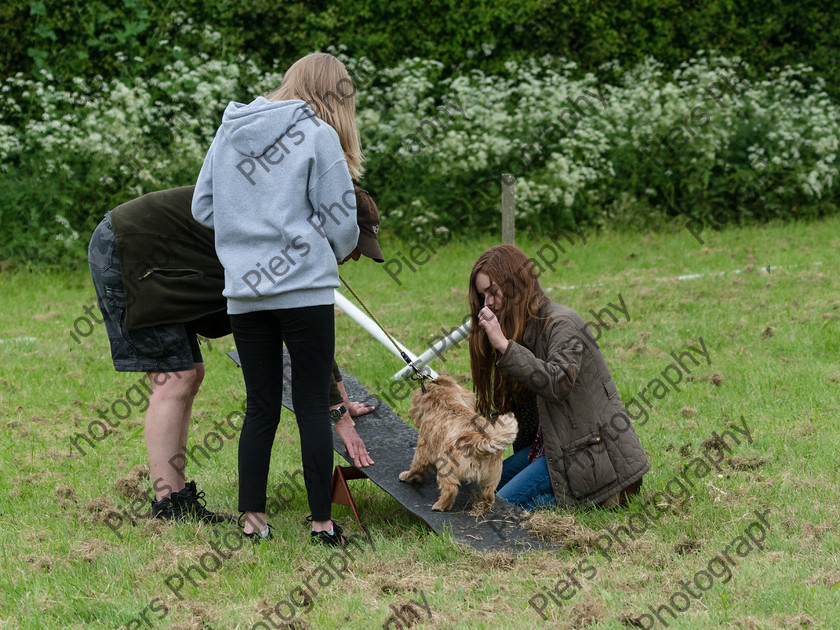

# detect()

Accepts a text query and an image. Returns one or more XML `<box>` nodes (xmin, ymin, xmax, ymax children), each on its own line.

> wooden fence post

<box><xmin>501</xmin><ymin>173</ymin><xmax>515</xmax><ymax>245</ymax></box>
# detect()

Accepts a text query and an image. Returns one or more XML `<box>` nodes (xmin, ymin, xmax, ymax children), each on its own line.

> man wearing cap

<box><xmin>88</xmin><ymin>184</ymin><xmax>382</xmax><ymax>526</ymax></box>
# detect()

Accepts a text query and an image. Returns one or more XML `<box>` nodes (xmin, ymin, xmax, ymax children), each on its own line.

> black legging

<box><xmin>230</xmin><ymin>305</ymin><xmax>334</xmax><ymax>521</ymax></box>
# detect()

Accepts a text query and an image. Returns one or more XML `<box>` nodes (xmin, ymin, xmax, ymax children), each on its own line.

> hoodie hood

<box><xmin>222</xmin><ymin>97</ymin><xmax>317</xmax><ymax>157</ymax></box>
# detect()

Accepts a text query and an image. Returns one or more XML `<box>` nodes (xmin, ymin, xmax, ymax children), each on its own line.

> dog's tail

<box><xmin>470</xmin><ymin>412</ymin><xmax>518</xmax><ymax>455</ymax></box>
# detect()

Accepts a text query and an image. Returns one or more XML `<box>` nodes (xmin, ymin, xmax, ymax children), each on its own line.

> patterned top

<box><xmin>528</xmin><ymin>423</ymin><xmax>545</xmax><ymax>463</ymax></box>
<box><xmin>510</xmin><ymin>392</ymin><xmax>540</xmax><ymax>455</ymax></box>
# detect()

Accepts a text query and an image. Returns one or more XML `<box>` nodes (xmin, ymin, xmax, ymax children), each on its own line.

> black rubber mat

<box><xmin>228</xmin><ymin>350</ymin><xmax>553</xmax><ymax>553</ymax></box>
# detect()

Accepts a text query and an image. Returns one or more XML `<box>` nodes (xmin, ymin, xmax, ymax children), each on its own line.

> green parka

<box><xmin>497</xmin><ymin>300</ymin><xmax>650</xmax><ymax>507</ymax></box>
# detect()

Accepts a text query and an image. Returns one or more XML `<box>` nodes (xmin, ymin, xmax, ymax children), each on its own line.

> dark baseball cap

<box><xmin>353</xmin><ymin>185</ymin><xmax>384</xmax><ymax>263</ymax></box>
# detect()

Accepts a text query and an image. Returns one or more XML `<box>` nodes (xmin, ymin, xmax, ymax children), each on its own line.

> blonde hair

<box><xmin>266</xmin><ymin>53</ymin><xmax>364</xmax><ymax>180</ymax></box>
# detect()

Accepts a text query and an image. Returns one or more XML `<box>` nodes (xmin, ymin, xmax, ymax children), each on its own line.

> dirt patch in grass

<box><xmin>701</xmin><ymin>435</ymin><xmax>728</xmax><ymax>453</ymax></box>
<box><xmin>727</xmin><ymin>456</ymin><xmax>767</xmax><ymax>471</ymax></box>
<box><xmin>730</xmin><ymin>615</ymin><xmax>817</xmax><ymax>629</ymax></box>
<box><xmin>55</xmin><ymin>484</ymin><xmax>76</xmax><ymax>500</ymax></box>
<box><xmin>728</xmin><ymin>616</ymin><xmax>764</xmax><ymax>629</ymax></box>
<box><xmin>379</xmin><ymin>581</ymin><xmax>405</xmax><ymax>595</ymax></box>
<box><xmin>81</xmin><ymin>495</ymin><xmax>118</xmax><ymax>524</ymax></box>
<box><xmin>673</xmin><ymin>538</ymin><xmax>701</xmax><ymax>554</ymax></box>
<box><xmin>710</xmin><ymin>372</ymin><xmax>724</xmax><ymax>386</ymax></box>
<box><xmin>619</xmin><ymin>612</ymin><xmax>647</xmax><ymax>627</ymax></box>
<box><xmin>70</xmin><ymin>539</ymin><xmax>112</xmax><ymax>563</ymax></box>
<box><xmin>570</xmin><ymin>600</ymin><xmax>607</xmax><ymax>628</ymax></box>
<box><xmin>22</xmin><ymin>552</ymin><xmax>66</xmax><ymax>573</ymax></box>
<box><xmin>141</xmin><ymin>518</ymin><xmax>168</xmax><ymax>537</ymax></box>
<box><xmin>795</xmin><ymin>422</ymin><xmax>818</xmax><ymax>436</ymax></box>
<box><xmin>469</xmin><ymin>551</ymin><xmax>515</xmax><ymax>572</ymax></box>
<box><xmin>805</xmin><ymin>569</ymin><xmax>840</xmax><ymax>588</ymax></box>
<box><xmin>376</xmin><ymin>577</ymin><xmax>426</xmax><ymax>596</ymax></box>
<box><xmin>779</xmin><ymin>615</ymin><xmax>816</xmax><ymax>628</ymax></box>
<box><xmin>167</xmin><ymin>603</ymin><xmax>227</xmax><ymax>630</ymax></box>
<box><xmin>115</xmin><ymin>464</ymin><xmax>150</xmax><ymax>501</ymax></box>
<box><xmin>55</xmin><ymin>484</ymin><xmax>78</xmax><ymax>509</ymax></box>
<box><xmin>363</xmin><ymin>560</ymin><xmax>439</xmax><ymax>595</ymax></box>
<box><xmin>802</xmin><ymin>520</ymin><xmax>836</xmax><ymax>540</ymax></box>
<box><xmin>524</xmin><ymin>513</ymin><xmax>597</xmax><ymax>550</ymax></box>
<box><xmin>628</xmin><ymin>331</ymin><xmax>652</xmax><ymax>354</ymax></box>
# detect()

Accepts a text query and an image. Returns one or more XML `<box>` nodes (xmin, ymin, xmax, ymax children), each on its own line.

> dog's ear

<box><xmin>434</xmin><ymin>375</ymin><xmax>456</xmax><ymax>388</ymax></box>
<box><xmin>408</xmin><ymin>387</ymin><xmax>424</xmax><ymax>426</ymax></box>
<box><xmin>408</xmin><ymin>400</ymin><xmax>423</xmax><ymax>427</ymax></box>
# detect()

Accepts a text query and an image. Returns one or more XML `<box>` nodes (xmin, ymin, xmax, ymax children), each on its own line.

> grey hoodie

<box><xmin>192</xmin><ymin>97</ymin><xmax>359</xmax><ymax>314</ymax></box>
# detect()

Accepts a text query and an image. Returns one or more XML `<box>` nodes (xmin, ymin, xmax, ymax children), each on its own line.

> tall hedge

<box><xmin>6</xmin><ymin>0</ymin><xmax>840</xmax><ymax>97</ymax></box>
<box><xmin>2</xmin><ymin>0</ymin><xmax>840</xmax><ymax>267</ymax></box>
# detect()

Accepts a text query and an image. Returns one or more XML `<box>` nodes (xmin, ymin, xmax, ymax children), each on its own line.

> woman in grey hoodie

<box><xmin>192</xmin><ymin>53</ymin><xmax>370</xmax><ymax>546</ymax></box>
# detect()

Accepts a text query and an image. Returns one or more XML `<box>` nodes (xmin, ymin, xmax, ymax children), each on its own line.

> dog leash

<box><xmin>338</xmin><ymin>272</ymin><xmax>432</xmax><ymax>392</ymax></box>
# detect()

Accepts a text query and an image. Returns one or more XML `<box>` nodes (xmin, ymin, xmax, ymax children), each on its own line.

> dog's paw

<box><xmin>431</xmin><ymin>501</ymin><xmax>451</xmax><ymax>512</ymax></box>
<box><xmin>398</xmin><ymin>471</ymin><xmax>416</xmax><ymax>483</ymax></box>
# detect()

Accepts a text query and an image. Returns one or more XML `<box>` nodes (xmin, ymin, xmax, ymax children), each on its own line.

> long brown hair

<box><xmin>468</xmin><ymin>245</ymin><xmax>549</xmax><ymax>417</ymax></box>
<box><xmin>266</xmin><ymin>52</ymin><xmax>365</xmax><ymax>179</ymax></box>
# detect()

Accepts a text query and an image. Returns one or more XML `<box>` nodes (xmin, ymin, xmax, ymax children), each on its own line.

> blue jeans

<box><xmin>497</xmin><ymin>447</ymin><xmax>557</xmax><ymax>510</ymax></box>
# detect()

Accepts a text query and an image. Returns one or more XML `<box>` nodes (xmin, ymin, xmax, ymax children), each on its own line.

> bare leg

<box><xmin>145</xmin><ymin>368</ymin><xmax>202</xmax><ymax>501</ymax></box>
<box><xmin>175</xmin><ymin>363</ymin><xmax>205</xmax><ymax>471</ymax></box>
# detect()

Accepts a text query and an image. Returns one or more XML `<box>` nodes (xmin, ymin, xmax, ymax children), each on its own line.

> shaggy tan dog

<box><xmin>398</xmin><ymin>376</ymin><xmax>518</xmax><ymax>511</ymax></box>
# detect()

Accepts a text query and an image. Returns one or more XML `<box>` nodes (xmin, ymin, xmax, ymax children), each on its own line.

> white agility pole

<box><xmin>334</xmin><ymin>290</ymin><xmax>439</xmax><ymax>379</ymax></box>
<box><xmin>392</xmin><ymin>320</ymin><xmax>471</xmax><ymax>380</ymax></box>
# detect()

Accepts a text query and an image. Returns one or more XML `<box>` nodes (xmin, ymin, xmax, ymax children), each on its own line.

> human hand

<box><xmin>478</xmin><ymin>306</ymin><xmax>509</xmax><ymax>353</ymax></box>
<box><xmin>334</xmin><ymin>417</ymin><xmax>374</xmax><ymax>467</ymax></box>
<box><xmin>347</xmin><ymin>400</ymin><xmax>375</xmax><ymax>417</ymax></box>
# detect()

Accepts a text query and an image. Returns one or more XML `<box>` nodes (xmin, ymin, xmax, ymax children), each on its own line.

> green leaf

<box><xmin>26</xmin><ymin>46</ymin><xmax>49</xmax><ymax>68</ymax></box>
<box><xmin>34</xmin><ymin>22</ymin><xmax>57</xmax><ymax>41</ymax></box>
<box><xmin>28</xmin><ymin>1</ymin><xmax>46</xmax><ymax>17</ymax></box>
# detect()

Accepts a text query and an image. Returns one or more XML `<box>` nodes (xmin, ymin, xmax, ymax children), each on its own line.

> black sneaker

<box><xmin>151</xmin><ymin>496</ymin><xmax>178</xmax><ymax>520</ymax></box>
<box><xmin>238</xmin><ymin>513</ymin><xmax>273</xmax><ymax>541</ymax></box>
<box><xmin>309</xmin><ymin>520</ymin><xmax>348</xmax><ymax>547</ymax></box>
<box><xmin>173</xmin><ymin>481</ymin><xmax>233</xmax><ymax>524</ymax></box>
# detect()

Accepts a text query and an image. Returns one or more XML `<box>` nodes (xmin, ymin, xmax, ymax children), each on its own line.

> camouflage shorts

<box><xmin>88</xmin><ymin>212</ymin><xmax>202</xmax><ymax>372</ymax></box>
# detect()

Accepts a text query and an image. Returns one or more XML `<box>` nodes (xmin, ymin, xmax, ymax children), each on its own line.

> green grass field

<box><xmin>1</xmin><ymin>216</ymin><xmax>838</xmax><ymax>629</ymax></box>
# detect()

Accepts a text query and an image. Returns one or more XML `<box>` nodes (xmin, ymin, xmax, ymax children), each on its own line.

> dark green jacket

<box><xmin>111</xmin><ymin>186</ymin><xmax>228</xmax><ymax>333</ymax></box>
<box><xmin>110</xmin><ymin>185</ymin><xmax>344</xmax><ymax>404</ymax></box>
<box><xmin>497</xmin><ymin>301</ymin><xmax>650</xmax><ymax>507</ymax></box>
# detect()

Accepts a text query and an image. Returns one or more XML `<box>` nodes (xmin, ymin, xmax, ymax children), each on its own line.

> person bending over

<box><xmin>88</xmin><ymin>182</ymin><xmax>381</xmax><ymax>528</ymax></box>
